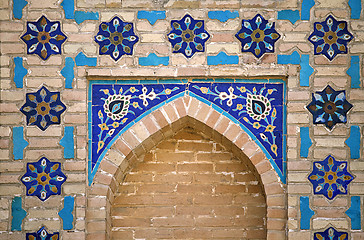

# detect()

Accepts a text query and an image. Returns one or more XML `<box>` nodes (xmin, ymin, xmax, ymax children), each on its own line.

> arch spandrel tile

<box><xmin>88</xmin><ymin>79</ymin><xmax>287</xmax><ymax>185</ymax></box>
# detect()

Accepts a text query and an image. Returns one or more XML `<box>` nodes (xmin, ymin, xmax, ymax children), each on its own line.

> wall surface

<box><xmin>0</xmin><ymin>0</ymin><xmax>363</xmax><ymax>239</ymax></box>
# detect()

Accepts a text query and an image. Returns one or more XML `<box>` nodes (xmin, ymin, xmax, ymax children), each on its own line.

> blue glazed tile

<box><xmin>13</xmin><ymin>57</ymin><xmax>28</xmax><ymax>88</ymax></box>
<box><xmin>345</xmin><ymin>196</ymin><xmax>361</xmax><ymax>230</ymax></box>
<box><xmin>314</xmin><ymin>227</ymin><xmax>348</xmax><ymax>240</ymax></box>
<box><xmin>74</xmin><ymin>11</ymin><xmax>99</xmax><ymax>24</ymax></box>
<box><xmin>89</xmin><ymin>80</ymin><xmax>286</xmax><ymax>184</ymax></box>
<box><xmin>75</xmin><ymin>52</ymin><xmax>97</xmax><ymax>66</ymax></box>
<box><xmin>308</xmin><ymin>15</ymin><xmax>353</xmax><ymax>61</ymax></box>
<box><xmin>347</xmin><ymin>56</ymin><xmax>361</xmax><ymax>88</ymax></box>
<box><xmin>13</xmin><ymin>0</ymin><xmax>28</xmax><ymax>20</ymax></box>
<box><xmin>167</xmin><ymin>14</ymin><xmax>210</xmax><ymax>58</ymax></box>
<box><xmin>277</xmin><ymin>51</ymin><xmax>300</xmax><ymax>65</ymax></box>
<box><xmin>60</xmin><ymin>0</ymin><xmax>74</xmax><ymax>19</ymax></box>
<box><xmin>11</xmin><ymin>197</ymin><xmax>27</xmax><ymax>231</ymax></box>
<box><xmin>277</xmin><ymin>10</ymin><xmax>300</xmax><ymax>24</ymax></box>
<box><xmin>95</xmin><ymin>16</ymin><xmax>139</xmax><ymax>62</ymax></box>
<box><xmin>207</xmin><ymin>52</ymin><xmax>239</xmax><ymax>65</ymax></box>
<box><xmin>21</xmin><ymin>157</ymin><xmax>67</xmax><ymax>201</ymax></box>
<box><xmin>348</xmin><ymin>0</ymin><xmax>362</xmax><ymax>19</ymax></box>
<box><xmin>345</xmin><ymin>125</ymin><xmax>361</xmax><ymax>159</ymax></box>
<box><xmin>300</xmin><ymin>127</ymin><xmax>312</xmax><ymax>158</ymax></box>
<box><xmin>308</xmin><ymin>155</ymin><xmax>354</xmax><ymax>200</ymax></box>
<box><xmin>20</xmin><ymin>86</ymin><xmax>67</xmax><ymax>131</ymax></box>
<box><xmin>12</xmin><ymin>127</ymin><xmax>28</xmax><ymax>160</ymax></box>
<box><xmin>137</xmin><ymin>11</ymin><xmax>166</xmax><ymax>25</ymax></box>
<box><xmin>307</xmin><ymin>85</ymin><xmax>352</xmax><ymax>130</ymax></box>
<box><xmin>235</xmin><ymin>14</ymin><xmax>280</xmax><ymax>58</ymax></box>
<box><xmin>21</xmin><ymin>16</ymin><xmax>67</xmax><ymax>60</ymax></box>
<box><xmin>26</xmin><ymin>227</ymin><xmax>59</xmax><ymax>240</ymax></box>
<box><xmin>301</xmin><ymin>0</ymin><xmax>315</xmax><ymax>20</ymax></box>
<box><xmin>139</xmin><ymin>53</ymin><xmax>169</xmax><ymax>66</ymax></box>
<box><xmin>61</xmin><ymin>57</ymin><xmax>75</xmax><ymax>89</ymax></box>
<box><xmin>208</xmin><ymin>10</ymin><xmax>239</xmax><ymax>22</ymax></box>
<box><xmin>58</xmin><ymin>196</ymin><xmax>75</xmax><ymax>230</ymax></box>
<box><xmin>299</xmin><ymin>54</ymin><xmax>314</xmax><ymax>87</ymax></box>
<box><xmin>60</xmin><ymin>126</ymin><xmax>75</xmax><ymax>159</ymax></box>
<box><xmin>300</xmin><ymin>196</ymin><xmax>315</xmax><ymax>229</ymax></box>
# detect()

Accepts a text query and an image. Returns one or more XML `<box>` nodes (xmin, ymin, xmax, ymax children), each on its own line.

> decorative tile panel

<box><xmin>308</xmin><ymin>155</ymin><xmax>354</xmax><ymax>200</ymax></box>
<box><xmin>167</xmin><ymin>14</ymin><xmax>210</xmax><ymax>58</ymax></box>
<box><xmin>20</xmin><ymin>86</ymin><xmax>67</xmax><ymax>131</ymax></box>
<box><xmin>21</xmin><ymin>16</ymin><xmax>67</xmax><ymax>61</ymax></box>
<box><xmin>26</xmin><ymin>226</ymin><xmax>59</xmax><ymax>240</ymax></box>
<box><xmin>88</xmin><ymin>79</ymin><xmax>286</xmax><ymax>185</ymax></box>
<box><xmin>308</xmin><ymin>15</ymin><xmax>353</xmax><ymax>61</ymax></box>
<box><xmin>314</xmin><ymin>226</ymin><xmax>348</xmax><ymax>240</ymax></box>
<box><xmin>21</xmin><ymin>157</ymin><xmax>67</xmax><ymax>201</ymax></box>
<box><xmin>306</xmin><ymin>85</ymin><xmax>352</xmax><ymax>131</ymax></box>
<box><xmin>235</xmin><ymin>14</ymin><xmax>280</xmax><ymax>58</ymax></box>
<box><xmin>94</xmin><ymin>16</ymin><xmax>139</xmax><ymax>62</ymax></box>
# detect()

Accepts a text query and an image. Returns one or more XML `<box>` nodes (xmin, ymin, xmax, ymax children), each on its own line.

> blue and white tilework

<box><xmin>88</xmin><ymin>79</ymin><xmax>286</xmax><ymax>185</ymax></box>
<box><xmin>20</xmin><ymin>86</ymin><xmax>67</xmax><ymax>131</ymax></box>
<box><xmin>306</xmin><ymin>85</ymin><xmax>352</xmax><ymax>131</ymax></box>
<box><xmin>314</xmin><ymin>226</ymin><xmax>348</xmax><ymax>240</ymax></box>
<box><xmin>167</xmin><ymin>14</ymin><xmax>210</xmax><ymax>58</ymax></box>
<box><xmin>21</xmin><ymin>157</ymin><xmax>67</xmax><ymax>201</ymax></box>
<box><xmin>94</xmin><ymin>16</ymin><xmax>139</xmax><ymax>61</ymax></box>
<box><xmin>235</xmin><ymin>14</ymin><xmax>280</xmax><ymax>58</ymax></box>
<box><xmin>21</xmin><ymin>16</ymin><xmax>67</xmax><ymax>60</ymax></box>
<box><xmin>308</xmin><ymin>155</ymin><xmax>354</xmax><ymax>200</ymax></box>
<box><xmin>308</xmin><ymin>15</ymin><xmax>353</xmax><ymax>61</ymax></box>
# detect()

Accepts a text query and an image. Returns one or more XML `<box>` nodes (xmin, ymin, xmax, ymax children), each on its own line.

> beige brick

<box><xmin>140</xmin><ymin>33</ymin><xmax>165</xmax><ymax>43</ymax></box>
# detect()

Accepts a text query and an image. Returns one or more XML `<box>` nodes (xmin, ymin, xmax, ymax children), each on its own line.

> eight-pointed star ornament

<box><xmin>21</xmin><ymin>15</ymin><xmax>67</xmax><ymax>60</ymax></box>
<box><xmin>306</xmin><ymin>85</ymin><xmax>352</xmax><ymax>130</ymax></box>
<box><xmin>308</xmin><ymin>15</ymin><xmax>353</xmax><ymax>61</ymax></box>
<box><xmin>235</xmin><ymin>14</ymin><xmax>280</xmax><ymax>58</ymax></box>
<box><xmin>21</xmin><ymin>157</ymin><xmax>67</xmax><ymax>201</ymax></box>
<box><xmin>94</xmin><ymin>16</ymin><xmax>139</xmax><ymax>61</ymax></box>
<box><xmin>308</xmin><ymin>155</ymin><xmax>354</xmax><ymax>200</ymax></box>
<box><xmin>26</xmin><ymin>226</ymin><xmax>59</xmax><ymax>240</ymax></box>
<box><xmin>167</xmin><ymin>14</ymin><xmax>210</xmax><ymax>58</ymax></box>
<box><xmin>20</xmin><ymin>86</ymin><xmax>67</xmax><ymax>131</ymax></box>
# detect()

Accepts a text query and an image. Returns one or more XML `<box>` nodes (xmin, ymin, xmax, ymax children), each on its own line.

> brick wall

<box><xmin>0</xmin><ymin>0</ymin><xmax>363</xmax><ymax>239</ymax></box>
<box><xmin>111</xmin><ymin>128</ymin><xmax>266</xmax><ymax>239</ymax></box>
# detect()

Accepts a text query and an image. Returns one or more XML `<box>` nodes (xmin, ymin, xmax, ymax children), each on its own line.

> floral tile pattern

<box><xmin>21</xmin><ymin>157</ymin><xmax>67</xmax><ymax>201</ymax></box>
<box><xmin>308</xmin><ymin>155</ymin><xmax>354</xmax><ymax>200</ymax></box>
<box><xmin>89</xmin><ymin>80</ymin><xmax>286</xmax><ymax>185</ymax></box>
<box><xmin>306</xmin><ymin>85</ymin><xmax>352</xmax><ymax>130</ymax></box>
<box><xmin>21</xmin><ymin>15</ymin><xmax>67</xmax><ymax>61</ymax></box>
<box><xmin>235</xmin><ymin>14</ymin><xmax>280</xmax><ymax>58</ymax></box>
<box><xmin>20</xmin><ymin>86</ymin><xmax>67</xmax><ymax>131</ymax></box>
<box><xmin>26</xmin><ymin>226</ymin><xmax>59</xmax><ymax>240</ymax></box>
<box><xmin>167</xmin><ymin>14</ymin><xmax>210</xmax><ymax>58</ymax></box>
<box><xmin>95</xmin><ymin>16</ymin><xmax>139</xmax><ymax>61</ymax></box>
<box><xmin>308</xmin><ymin>15</ymin><xmax>353</xmax><ymax>61</ymax></box>
<box><xmin>314</xmin><ymin>226</ymin><xmax>348</xmax><ymax>240</ymax></box>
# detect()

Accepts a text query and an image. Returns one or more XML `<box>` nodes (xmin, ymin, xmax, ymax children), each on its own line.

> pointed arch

<box><xmin>86</xmin><ymin>95</ymin><xmax>287</xmax><ymax>240</ymax></box>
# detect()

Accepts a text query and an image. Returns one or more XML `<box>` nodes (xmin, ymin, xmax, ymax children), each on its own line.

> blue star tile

<box><xmin>308</xmin><ymin>155</ymin><xmax>354</xmax><ymax>200</ymax></box>
<box><xmin>235</xmin><ymin>14</ymin><xmax>280</xmax><ymax>58</ymax></box>
<box><xmin>308</xmin><ymin>15</ymin><xmax>353</xmax><ymax>61</ymax></box>
<box><xmin>167</xmin><ymin>14</ymin><xmax>210</xmax><ymax>58</ymax></box>
<box><xmin>26</xmin><ymin>226</ymin><xmax>59</xmax><ymax>240</ymax></box>
<box><xmin>94</xmin><ymin>16</ymin><xmax>138</xmax><ymax>62</ymax></box>
<box><xmin>21</xmin><ymin>157</ymin><xmax>67</xmax><ymax>201</ymax></box>
<box><xmin>20</xmin><ymin>86</ymin><xmax>66</xmax><ymax>131</ymax></box>
<box><xmin>306</xmin><ymin>85</ymin><xmax>352</xmax><ymax>130</ymax></box>
<box><xmin>21</xmin><ymin>16</ymin><xmax>67</xmax><ymax>61</ymax></box>
<box><xmin>314</xmin><ymin>227</ymin><xmax>348</xmax><ymax>240</ymax></box>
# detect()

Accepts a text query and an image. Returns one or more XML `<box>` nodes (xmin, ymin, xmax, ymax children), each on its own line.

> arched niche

<box><xmin>86</xmin><ymin>95</ymin><xmax>287</xmax><ymax>240</ymax></box>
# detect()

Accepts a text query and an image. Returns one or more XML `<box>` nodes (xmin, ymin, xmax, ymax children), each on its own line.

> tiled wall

<box><xmin>0</xmin><ymin>0</ymin><xmax>363</xmax><ymax>239</ymax></box>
